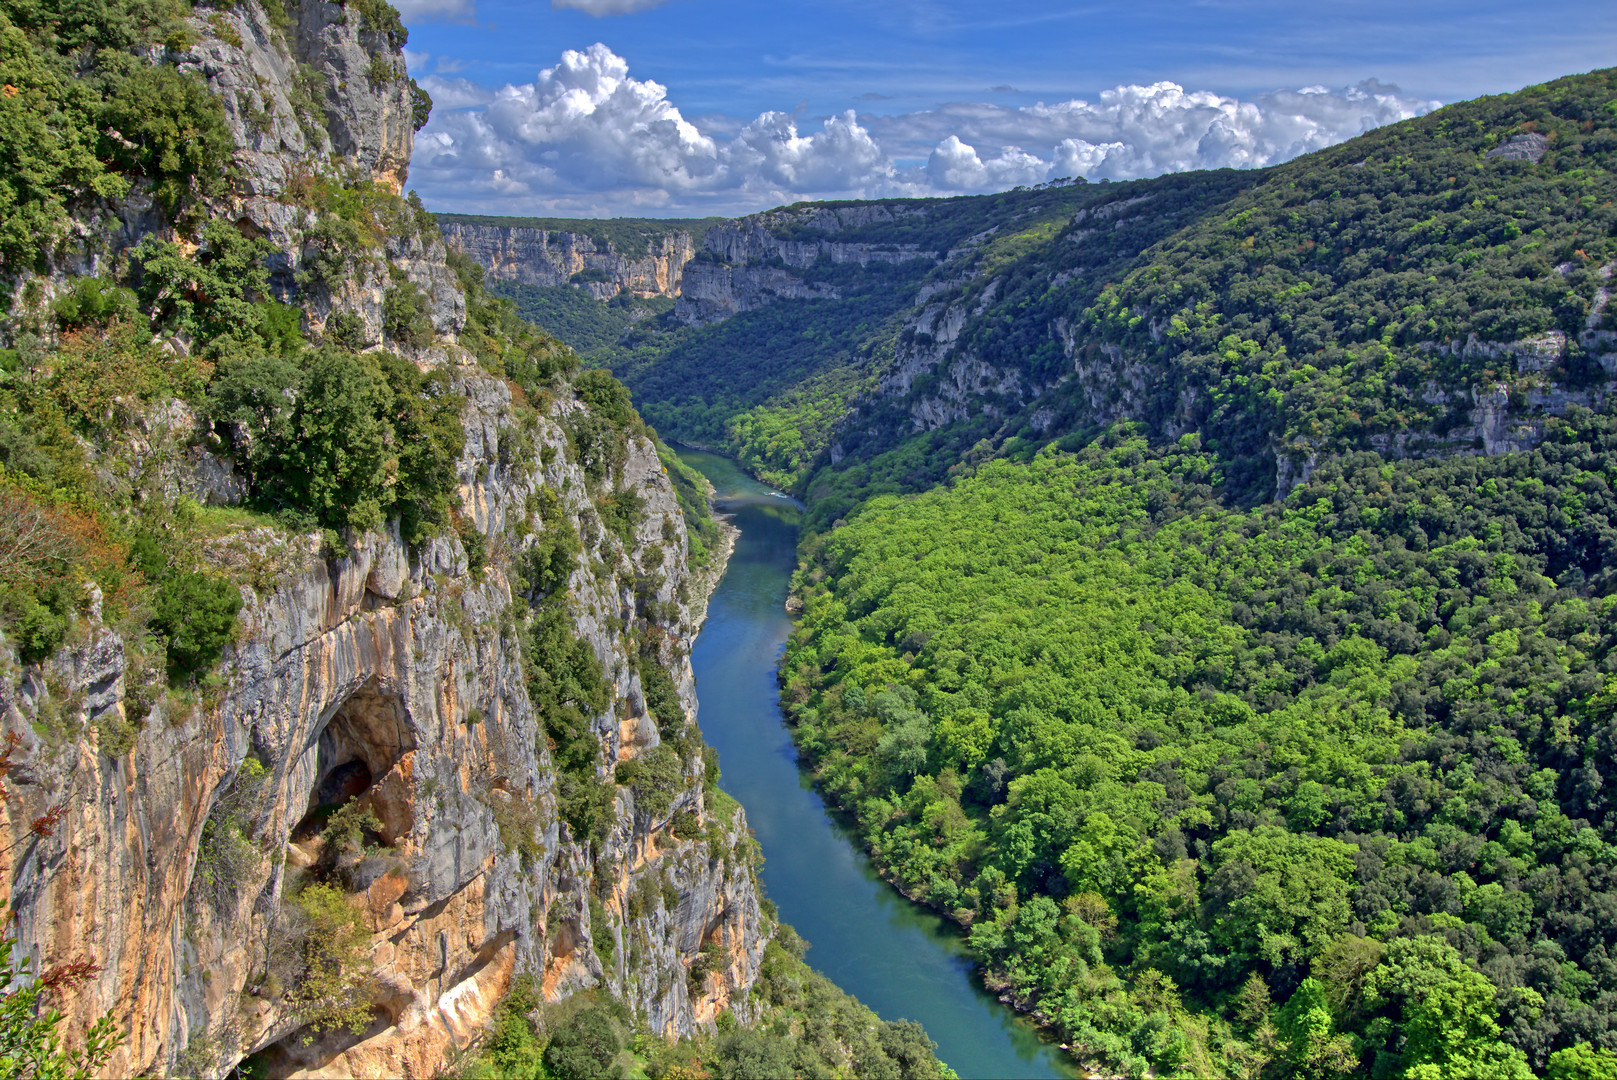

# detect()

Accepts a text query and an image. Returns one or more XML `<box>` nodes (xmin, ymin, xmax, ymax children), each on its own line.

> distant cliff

<box><xmin>678</xmin><ymin>204</ymin><xmax>938</xmax><ymax>324</ymax></box>
<box><xmin>437</xmin><ymin>216</ymin><xmax>714</xmax><ymax>300</ymax></box>
<box><xmin>436</xmin><ymin>206</ymin><xmax>939</xmax><ymax>325</ymax></box>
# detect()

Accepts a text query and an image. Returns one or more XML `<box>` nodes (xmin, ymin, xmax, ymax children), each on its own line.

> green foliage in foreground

<box><xmin>0</xmin><ymin>916</ymin><xmax>124</xmax><ymax>1079</ymax></box>
<box><xmin>782</xmin><ymin>412</ymin><xmax>1617</xmax><ymax>1077</ymax></box>
<box><xmin>463</xmin><ymin>938</ymin><xmax>955</xmax><ymax>1080</ymax></box>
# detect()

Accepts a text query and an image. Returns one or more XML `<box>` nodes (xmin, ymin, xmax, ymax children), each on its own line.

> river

<box><xmin>677</xmin><ymin>449</ymin><xmax>1076</xmax><ymax>1080</ymax></box>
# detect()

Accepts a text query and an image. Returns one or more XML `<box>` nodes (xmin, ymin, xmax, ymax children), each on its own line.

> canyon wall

<box><xmin>675</xmin><ymin>204</ymin><xmax>938</xmax><ymax>325</ymax></box>
<box><xmin>0</xmin><ymin>4</ymin><xmax>767</xmax><ymax>1077</ymax></box>
<box><xmin>437</xmin><ymin>222</ymin><xmax>698</xmax><ymax>301</ymax></box>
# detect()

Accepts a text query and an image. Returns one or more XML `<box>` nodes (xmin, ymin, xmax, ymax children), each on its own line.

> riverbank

<box><xmin>675</xmin><ymin>448</ymin><xmax>1077</xmax><ymax>1080</ymax></box>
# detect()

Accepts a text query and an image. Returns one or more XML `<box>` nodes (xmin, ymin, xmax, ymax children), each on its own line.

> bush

<box><xmin>51</xmin><ymin>276</ymin><xmax>136</xmax><ymax>328</ymax></box>
<box><xmin>135</xmin><ymin>221</ymin><xmax>272</xmax><ymax>344</ymax></box>
<box><xmin>321</xmin><ymin>800</ymin><xmax>382</xmax><ymax>853</ymax></box>
<box><xmin>542</xmin><ymin>1003</ymin><xmax>624</xmax><ymax>1080</ymax></box>
<box><xmin>323</xmin><ymin>310</ymin><xmax>369</xmax><ymax>350</ymax></box>
<box><xmin>194</xmin><ymin>757</ymin><xmax>268</xmax><ymax>909</ymax></box>
<box><xmin>0</xmin><ymin>0</ymin><xmax>215</xmax><ymax>271</ymax></box>
<box><xmin>0</xmin><ymin>916</ymin><xmax>123</xmax><ymax>1077</ymax></box>
<box><xmin>208</xmin><ymin>344</ymin><xmax>464</xmax><ymax>539</ymax></box>
<box><xmin>615</xmin><ymin>744</ymin><xmax>683</xmax><ymax>821</ymax></box>
<box><xmin>150</xmin><ymin>568</ymin><xmax>241</xmax><ymax>681</ymax></box>
<box><xmin>99</xmin><ymin>63</ymin><xmax>234</xmax><ymax>215</ymax></box>
<box><xmin>382</xmin><ymin>278</ymin><xmax>434</xmax><ymax>349</ymax></box>
<box><xmin>516</xmin><ymin>520</ymin><xmax>581</xmax><ymax>597</ymax></box>
<box><xmin>288</xmin><ymin>883</ymin><xmax>372</xmax><ymax>1037</ymax></box>
<box><xmin>347</xmin><ymin>0</ymin><xmax>407</xmax><ymax>48</ymax></box>
<box><xmin>409</xmin><ymin>77</ymin><xmax>431</xmax><ymax>131</ymax></box>
<box><xmin>595</xmin><ymin>486</ymin><xmax>644</xmax><ymax>546</ymax></box>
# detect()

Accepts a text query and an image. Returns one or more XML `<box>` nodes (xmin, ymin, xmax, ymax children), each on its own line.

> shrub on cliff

<box><xmin>515</xmin><ymin>517</ymin><xmax>581</xmax><ymax>597</ymax></box>
<box><xmin>134</xmin><ymin>221</ymin><xmax>273</xmax><ymax>345</ymax></box>
<box><xmin>208</xmin><ymin>344</ymin><xmax>465</xmax><ymax>539</ymax></box>
<box><xmin>194</xmin><ymin>757</ymin><xmax>269</xmax><ymax>911</ymax></box>
<box><xmin>287</xmin><ymin>883</ymin><xmax>373</xmax><ymax>1038</ymax></box>
<box><xmin>131</xmin><ymin>521</ymin><xmax>242</xmax><ymax>682</ymax></box>
<box><xmin>150</xmin><ymin>567</ymin><xmax>241</xmax><ymax>681</ymax></box>
<box><xmin>0</xmin><ymin>0</ymin><xmax>231</xmax><ymax>274</ymax></box>
<box><xmin>99</xmin><ymin>63</ymin><xmax>235</xmax><ymax>216</ymax></box>
<box><xmin>614</xmin><ymin>744</ymin><xmax>683</xmax><ymax>821</ymax></box>
<box><xmin>382</xmin><ymin>275</ymin><xmax>434</xmax><ymax>350</ymax></box>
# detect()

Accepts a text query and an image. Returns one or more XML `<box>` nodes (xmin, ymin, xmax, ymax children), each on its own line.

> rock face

<box><xmin>438</xmin><ymin>223</ymin><xmax>698</xmax><ymax>301</ymax></box>
<box><xmin>437</xmin><ymin>204</ymin><xmax>938</xmax><ymax>325</ymax></box>
<box><xmin>294</xmin><ymin>0</ymin><xmax>417</xmax><ymax>190</ymax></box>
<box><xmin>0</xmin><ymin>4</ymin><xmax>768</xmax><ymax>1078</ymax></box>
<box><xmin>675</xmin><ymin>204</ymin><xmax>938</xmax><ymax>325</ymax></box>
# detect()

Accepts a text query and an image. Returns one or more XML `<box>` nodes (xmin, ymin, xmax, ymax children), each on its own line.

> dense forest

<box><xmin>489</xmin><ymin>278</ymin><xmax>674</xmax><ymax>356</ymax></box>
<box><xmin>782</xmin><ymin>420</ymin><xmax>1617</xmax><ymax>1077</ymax></box>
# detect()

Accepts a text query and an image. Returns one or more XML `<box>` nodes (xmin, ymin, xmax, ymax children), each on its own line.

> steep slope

<box><xmin>0</xmin><ymin>5</ymin><xmax>949</xmax><ymax>1079</ymax></box>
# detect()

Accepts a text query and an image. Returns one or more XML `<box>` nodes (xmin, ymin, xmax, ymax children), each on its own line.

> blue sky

<box><xmin>397</xmin><ymin>0</ymin><xmax>1617</xmax><ymax>218</ymax></box>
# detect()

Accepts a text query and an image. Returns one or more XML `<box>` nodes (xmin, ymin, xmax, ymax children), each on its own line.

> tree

<box><xmin>98</xmin><ymin>64</ymin><xmax>233</xmax><ymax>215</ymax></box>
<box><xmin>0</xmin><ymin>920</ymin><xmax>123</xmax><ymax>1079</ymax></box>
<box><xmin>1206</xmin><ymin>826</ymin><xmax>1357</xmax><ymax>970</ymax></box>
<box><xmin>1275</xmin><ymin>978</ymin><xmax>1357</xmax><ymax>1079</ymax></box>
<box><xmin>1361</xmin><ymin>936</ymin><xmax>1533</xmax><ymax>1080</ymax></box>
<box><xmin>290</xmin><ymin>884</ymin><xmax>372</xmax><ymax>1037</ymax></box>
<box><xmin>151</xmin><ymin>569</ymin><xmax>241</xmax><ymax>681</ymax></box>
<box><xmin>1547</xmin><ymin>1043</ymin><xmax>1617</xmax><ymax>1080</ymax></box>
<box><xmin>543</xmin><ymin>1003</ymin><xmax>623</xmax><ymax>1080</ymax></box>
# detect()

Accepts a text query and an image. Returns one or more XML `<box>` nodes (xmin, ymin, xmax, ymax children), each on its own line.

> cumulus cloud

<box><xmin>393</xmin><ymin>0</ymin><xmax>475</xmax><ymax>21</ymax></box>
<box><xmin>412</xmin><ymin>44</ymin><xmax>892</xmax><ymax>211</ymax></box>
<box><xmin>552</xmin><ymin>0</ymin><xmax>670</xmax><ymax>14</ymax></box>
<box><xmin>409</xmin><ymin>44</ymin><xmax>1440</xmax><ymax>215</ymax></box>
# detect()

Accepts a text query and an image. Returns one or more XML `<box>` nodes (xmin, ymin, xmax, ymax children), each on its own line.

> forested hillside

<box><xmin>554</xmin><ymin>67</ymin><xmax>1617</xmax><ymax>1079</ymax></box>
<box><xmin>784</xmin><ymin>419</ymin><xmax>1617</xmax><ymax>1077</ymax></box>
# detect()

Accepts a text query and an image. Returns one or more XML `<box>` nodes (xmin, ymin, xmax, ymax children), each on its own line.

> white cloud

<box><xmin>551</xmin><ymin>0</ymin><xmax>670</xmax><ymax>15</ymax></box>
<box><xmin>417</xmin><ymin>74</ymin><xmax>494</xmax><ymax>111</ymax></box>
<box><xmin>408</xmin><ymin>44</ymin><xmax>1441</xmax><ymax>215</ymax></box>
<box><xmin>412</xmin><ymin>44</ymin><xmax>891</xmax><ymax>210</ymax></box>
<box><xmin>393</xmin><ymin>0</ymin><xmax>475</xmax><ymax>21</ymax></box>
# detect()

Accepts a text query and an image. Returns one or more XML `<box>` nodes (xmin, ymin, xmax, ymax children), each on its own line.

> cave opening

<box><xmin>292</xmin><ymin>680</ymin><xmax>417</xmax><ymax>845</ymax></box>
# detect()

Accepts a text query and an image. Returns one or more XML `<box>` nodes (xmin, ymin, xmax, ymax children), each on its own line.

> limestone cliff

<box><xmin>675</xmin><ymin>204</ymin><xmax>937</xmax><ymax>325</ymax></box>
<box><xmin>437</xmin><ymin>221</ymin><xmax>698</xmax><ymax>301</ymax></box>
<box><xmin>435</xmin><ymin>205</ymin><xmax>938</xmax><ymax>327</ymax></box>
<box><xmin>0</xmin><ymin>4</ymin><xmax>767</xmax><ymax>1078</ymax></box>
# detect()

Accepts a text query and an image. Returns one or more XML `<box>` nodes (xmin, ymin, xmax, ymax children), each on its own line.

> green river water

<box><xmin>678</xmin><ymin>449</ymin><xmax>1077</xmax><ymax>1080</ymax></box>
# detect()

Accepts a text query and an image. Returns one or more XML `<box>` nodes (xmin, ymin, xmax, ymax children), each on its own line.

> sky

<box><xmin>397</xmin><ymin>0</ymin><xmax>1617</xmax><ymax>219</ymax></box>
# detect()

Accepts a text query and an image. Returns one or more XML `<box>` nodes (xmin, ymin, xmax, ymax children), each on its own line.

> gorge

<box><xmin>6</xmin><ymin>0</ymin><xmax>1617</xmax><ymax>1076</ymax></box>
<box><xmin>0</xmin><ymin>2</ymin><xmax>948</xmax><ymax>1078</ymax></box>
<box><xmin>439</xmin><ymin>63</ymin><xmax>1617</xmax><ymax>1080</ymax></box>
